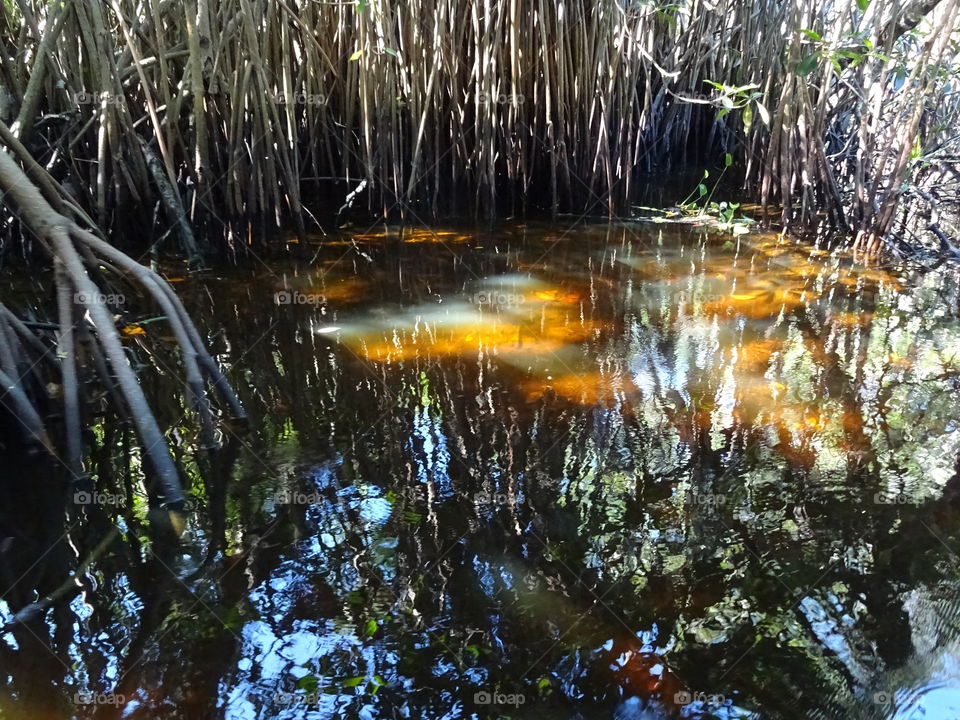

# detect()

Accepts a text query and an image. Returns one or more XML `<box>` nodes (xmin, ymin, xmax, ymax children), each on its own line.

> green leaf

<box><xmin>296</xmin><ymin>675</ymin><xmax>320</xmax><ymax>692</ymax></box>
<box><xmin>798</xmin><ymin>29</ymin><xmax>822</xmax><ymax>41</ymax></box>
<box><xmin>720</xmin><ymin>95</ymin><xmax>735</xmax><ymax>110</ymax></box>
<box><xmin>856</xmin><ymin>0</ymin><xmax>869</xmax><ymax>12</ymax></box>
<box><xmin>364</xmin><ymin>619</ymin><xmax>378</xmax><ymax>636</ymax></box>
<box><xmin>697</xmin><ymin>183</ymin><xmax>707</xmax><ymax>197</ymax></box>
<box><xmin>342</xmin><ymin>676</ymin><xmax>365</xmax><ymax>688</ymax></box>
<box><xmin>724</xmin><ymin>152</ymin><xmax>733</xmax><ymax>167</ymax></box>
<box><xmin>349</xmin><ymin>49</ymin><xmax>364</xmax><ymax>61</ymax></box>
<box><xmin>755</xmin><ymin>101</ymin><xmax>770</xmax><ymax>127</ymax></box>
<box><xmin>717</xmin><ymin>107</ymin><xmax>730</xmax><ymax>119</ymax></box>
<box><xmin>742</xmin><ymin>103</ymin><xmax>753</xmax><ymax>131</ymax></box>
<box><xmin>383</xmin><ymin>47</ymin><xmax>399</xmax><ymax>58</ymax></box>
<box><xmin>796</xmin><ymin>54</ymin><xmax>818</xmax><ymax>77</ymax></box>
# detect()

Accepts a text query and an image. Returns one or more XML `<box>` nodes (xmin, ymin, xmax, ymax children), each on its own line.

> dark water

<box><xmin>4</xmin><ymin>221</ymin><xmax>960</xmax><ymax>719</ymax></box>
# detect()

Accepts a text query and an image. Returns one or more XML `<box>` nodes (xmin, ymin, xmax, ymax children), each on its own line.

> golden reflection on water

<box><xmin>346</xmin><ymin>301</ymin><xmax>597</xmax><ymax>363</ymax></box>
<box><xmin>305</xmin><ymin>224</ymin><xmax>946</xmax><ymax>477</ymax></box>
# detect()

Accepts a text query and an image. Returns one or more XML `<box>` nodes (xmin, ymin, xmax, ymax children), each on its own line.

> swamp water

<box><xmin>4</xmin><ymin>221</ymin><xmax>960</xmax><ymax>719</ymax></box>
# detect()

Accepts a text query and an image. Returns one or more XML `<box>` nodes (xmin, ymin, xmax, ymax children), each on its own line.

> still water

<box><xmin>4</xmin><ymin>221</ymin><xmax>960</xmax><ymax>719</ymax></box>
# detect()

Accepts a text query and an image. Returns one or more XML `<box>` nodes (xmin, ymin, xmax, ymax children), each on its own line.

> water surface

<box><xmin>4</xmin><ymin>221</ymin><xmax>960</xmax><ymax>720</ymax></box>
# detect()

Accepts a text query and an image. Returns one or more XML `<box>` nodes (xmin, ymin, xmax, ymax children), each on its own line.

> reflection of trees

<box><xmin>5</xmin><ymin>231</ymin><xmax>960</xmax><ymax>718</ymax></box>
<box><xmin>183</xmin><ymin>240</ymin><xmax>960</xmax><ymax>717</ymax></box>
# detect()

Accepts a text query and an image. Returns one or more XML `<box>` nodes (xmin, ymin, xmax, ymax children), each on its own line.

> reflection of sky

<box><xmin>407</xmin><ymin>375</ymin><xmax>453</xmax><ymax>498</ymax></box>
<box><xmin>893</xmin><ymin>685</ymin><xmax>960</xmax><ymax>720</ymax></box>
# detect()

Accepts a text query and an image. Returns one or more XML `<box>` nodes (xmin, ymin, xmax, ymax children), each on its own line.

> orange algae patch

<box><xmin>522</xmin><ymin>372</ymin><xmax>632</xmax><ymax>405</ymax></box>
<box><xmin>734</xmin><ymin>338</ymin><xmax>781</xmax><ymax>373</ymax></box>
<box><xmin>349</xmin><ymin>228</ymin><xmax>473</xmax><ymax>243</ymax></box>
<box><xmin>703</xmin><ymin>289</ymin><xmax>804</xmax><ymax>319</ymax></box>
<box><xmin>531</xmin><ymin>289</ymin><xmax>582</xmax><ymax>303</ymax></box>
<box><xmin>311</xmin><ymin>277</ymin><xmax>369</xmax><ymax>302</ymax></box>
<box><xmin>831</xmin><ymin>311</ymin><xmax>871</xmax><ymax>328</ymax></box>
<box><xmin>348</xmin><ymin>312</ymin><xmax>597</xmax><ymax>362</ymax></box>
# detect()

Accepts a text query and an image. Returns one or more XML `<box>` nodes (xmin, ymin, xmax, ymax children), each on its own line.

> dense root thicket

<box><xmin>0</xmin><ymin>0</ymin><xmax>958</xmax><ymax>253</ymax></box>
<box><xmin>0</xmin><ymin>123</ymin><xmax>244</xmax><ymax>511</ymax></box>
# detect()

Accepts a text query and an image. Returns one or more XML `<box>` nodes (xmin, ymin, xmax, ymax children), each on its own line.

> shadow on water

<box><xmin>4</xmin><ymin>220</ymin><xmax>960</xmax><ymax>719</ymax></box>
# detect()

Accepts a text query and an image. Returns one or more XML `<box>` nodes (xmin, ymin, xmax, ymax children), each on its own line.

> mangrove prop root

<box><xmin>0</xmin><ymin>131</ymin><xmax>244</xmax><ymax>506</ymax></box>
